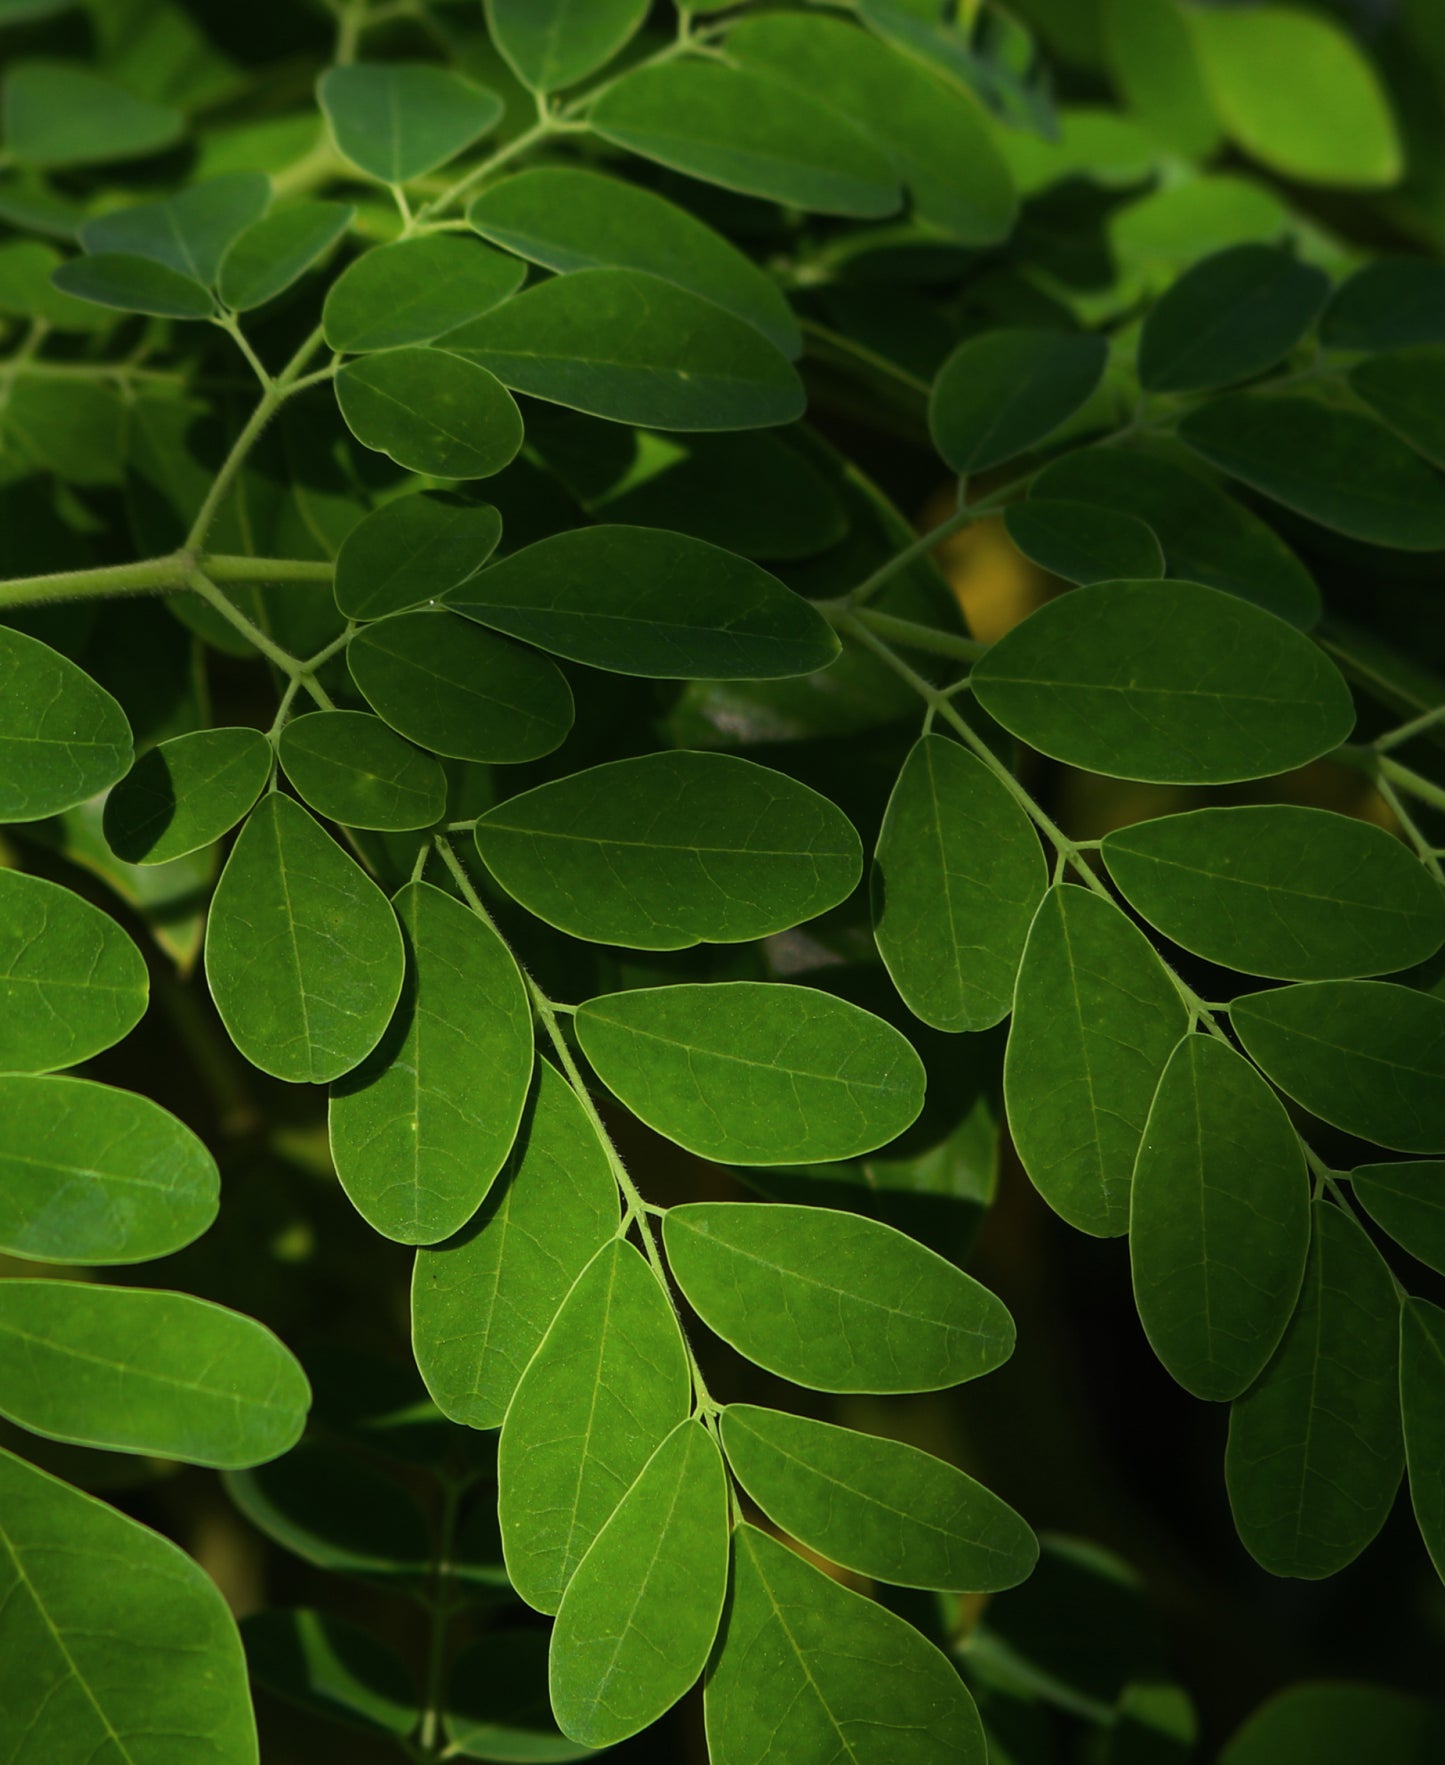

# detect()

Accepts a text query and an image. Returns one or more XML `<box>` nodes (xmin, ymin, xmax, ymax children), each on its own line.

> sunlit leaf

<box><xmin>104</xmin><ymin>726</ymin><xmax>271</xmax><ymax>864</ymax></box>
<box><xmin>278</xmin><ymin>710</ymin><xmax>447</xmax><ymax>832</ymax></box>
<box><xmin>0</xmin><ymin>626</ymin><xmax>132</xmax><ymax>821</ymax></box>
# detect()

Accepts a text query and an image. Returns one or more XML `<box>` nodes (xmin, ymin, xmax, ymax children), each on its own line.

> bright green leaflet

<box><xmin>1102</xmin><ymin>805</ymin><xmax>1445</xmax><ymax>981</ymax></box>
<box><xmin>1030</xmin><ymin>446</ymin><xmax>1321</xmax><ymax>629</ymax></box>
<box><xmin>466</xmin><ymin>166</ymin><xmax>801</xmax><ymax>358</ymax></box>
<box><xmin>334</xmin><ymin>493</ymin><xmax>501</xmax><ymax>621</ymax></box>
<box><xmin>411</xmin><ymin>1058</ymin><xmax>618</xmax><ymax>1429</ymax></box>
<box><xmin>1225</xmin><ymin>1202</ymin><xmax>1403</xmax><ymax>1578</ymax></box>
<box><xmin>317</xmin><ymin>62</ymin><xmax>503</xmax><ymax>183</ymax></box>
<box><xmin>1179</xmin><ymin>395</ymin><xmax>1445</xmax><ymax>552</ymax></box>
<box><xmin>2</xmin><ymin>61</ymin><xmax>182</xmax><ymax>166</ymax></box>
<box><xmin>52</xmin><ymin>251</ymin><xmax>213</xmax><ymax>318</ymax></box>
<box><xmin>873</xmin><ymin>733</ymin><xmax>1047</xmax><ymax>1033</ymax></box>
<box><xmin>589</xmin><ymin>60</ymin><xmax>902</xmax><ymax>219</ymax></box>
<box><xmin>1321</xmin><ymin>260</ymin><xmax>1445</xmax><ymax>351</ymax></box>
<box><xmin>79</xmin><ymin>172</ymin><xmax>269</xmax><ymax>283</ymax></box>
<box><xmin>329</xmin><ymin>879</ymin><xmax>533</xmax><ymax>1245</ymax></box>
<box><xmin>0</xmin><ymin>624</ymin><xmax>132</xmax><ymax>821</ymax></box>
<box><xmin>497</xmin><ymin>1238</ymin><xmax>691</xmax><ymax>1614</ymax></box>
<box><xmin>0</xmin><ymin>1280</ymin><xmax>309</xmax><ymax>1468</ymax></box>
<box><xmin>1349</xmin><ymin>347</ymin><xmax>1445</xmax><ymax>471</ymax></box>
<box><xmin>578</xmin><ymin>982</ymin><xmax>925</xmax><ymax>1164</ymax></box>
<box><xmin>204</xmin><ymin>792</ymin><xmax>405</xmax><ymax>1085</ymax></box>
<box><xmin>0</xmin><ymin>867</ymin><xmax>148</xmax><ymax>1070</ymax></box>
<box><xmin>728</xmin><ymin>12</ymin><xmax>1017</xmax><ymax>245</ymax></box>
<box><xmin>1129</xmin><ymin>1036</ymin><xmax>1309</xmax><ymax>1402</ymax></box>
<box><xmin>217</xmin><ymin>201</ymin><xmax>354</xmax><ymax>311</ymax></box>
<box><xmin>441</xmin><ymin>268</ymin><xmax>804</xmax><ymax>432</ymax></box>
<box><xmin>474</xmin><ymin>750</ymin><xmax>862</xmax><ymax>950</ymax></box>
<box><xmin>1191</xmin><ymin>5</ymin><xmax>1402</xmax><ymax>187</ymax></box>
<box><xmin>334</xmin><ymin>347</ymin><xmax>523</xmax><ymax>479</ymax></box>
<box><xmin>1003</xmin><ymin>499</ymin><xmax>1164</xmax><ymax>585</ymax></box>
<box><xmin>0</xmin><ymin>1446</ymin><xmax>258</xmax><ymax>1765</ymax></box>
<box><xmin>347</xmin><ymin>608</ymin><xmax>574</xmax><ymax>763</ymax></box>
<box><xmin>1138</xmin><ymin>244</ymin><xmax>1328</xmax><ymax>393</ymax></box>
<box><xmin>549</xmin><ymin>1420</ymin><xmax>729</xmax><ymax>1748</ymax></box>
<box><xmin>1401</xmin><ymin>1297</ymin><xmax>1445</xmax><ymax>1583</ymax></box>
<box><xmin>446</xmin><ymin>1632</ymin><xmax>594</xmax><ymax>1762</ymax></box>
<box><xmin>103</xmin><ymin>726</ymin><xmax>271</xmax><ymax>864</ymax></box>
<box><xmin>1102</xmin><ymin>0</ymin><xmax>1219</xmax><ymax>159</ymax></box>
<box><xmin>1006</xmin><ymin>885</ymin><xmax>1189</xmax><ymax>1237</ymax></box>
<box><xmin>1220</xmin><ymin>1682</ymin><xmax>1445</xmax><ymax>1765</ymax></box>
<box><xmin>929</xmin><ymin>328</ymin><xmax>1107</xmax><ymax>474</ymax></box>
<box><xmin>1352</xmin><ymin>1161</ymin><xmax>1445</xmax><ymax>1277</ymax></box>
<box><xmin>0</xmin><ymin>1072</ymin><xmax>218</xmax><ymax>1265</ymax></box>
<box><xmin>1231</xmin><ymin>980</ymin><xmax>1445</xmax><ymax>1153</ymax></box>
<box><xmin>663</xmin><ymin>1202</ymin><xmax>1013</xmax><ymax>1393</ymax></box>
<box><xmin>451</xmin><ymin>525</ymin><xmax>838</xmax><ymax>679</ymax></box>
<box><xmin>486</xmin><ymin>0</ymin><xmax>648</xmax><ymax>93</ymax></box>
<box><xmin>243</xmin><ymin>1610</ymin><xmax>417</xmax><ymax>1741</ymax></box>
<box><xmin>721</xmin><ymin>1404</ymin><xmax>1037</xmax><ymax>1592</ymax></box>
<box><xmin>278</xmin><ymin>710</ymin><xmax>447</xmax><ymax>832</ymax></box>
<box><xmin>704</xmin><ymin>1523</ymin><xmax>987</xmax><ymax>1765</ymax></box>
<box><xmin>970</xmin><ymin>579</ymin><xmax>1355</xmax><ymax>785</ymax></box>
<box><xmin>322</xmin><ymin>236</ymin><xmax>523</xmax><ymax>354</ymax></box>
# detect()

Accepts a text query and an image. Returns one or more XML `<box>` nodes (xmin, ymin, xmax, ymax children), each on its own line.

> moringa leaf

<box><xmin>446</xmin><ymin>1632</ymin><xmax>595</xmax><ymax>1762</ymax></box>
<box><xmin>323</xmin><ymin>236</ymin><xmax>524</xmax><ymax>353</ymax></box>
<box><xmin>218</xmin><ymin>201</ymin><xmax>354</xmax><ymax>311</ymax></box>
<box><xmin>1322</xmin><ymin>260</ymin><xmax>1445</xmax><ymax>352</ymax></box>
<box><xmin>3</xmin><ymin>61</ymin><xmax>183</xmax><ymax>167</ymax></box>
<box><xmin>318</xmin><ymin>62</ymin><xmax>503</xmax><ymax>183</ymax></box>
<box><xmin>0</xmin><ymin>625</ymin><xmax>132</xmax><ymax>821</ymax></box>
<box><xmin>335</xmin><ymin>346</ymin><xmax>523</xmax><ymax>479</ymax></box>
<box><xmin>79</xmin><ymin>173</ymin><xmax>270</xmax><ymax>285</ymax></box>
<box><xmin>242</xmin><ymin>1609</ymin><xmax>417</xmax><ymax>1740</ymax></box>
<box><xmin>103</xmin><ymin>726</ymin><xmax>271</xmax><ymax>865</ymax></box>
<box><xmin>1401</xmin><ymin>1297</ymin><xmax>1445</xmax><ymax>1583</ymax></box>
<box><xmin>333</xmin><ymin>493</ymin><xmax>501</xmax><ymax>621</ymax></box>
<box><xmin>1352</xmin><ymin>1161</ymin><xmax>1445</xmax><ymax>1277</ymax></box>
<box><xmin>52</xmin><ymin>251</ymin><xmax>214</xmax><ymax>318</ymax></box>
<box><xmin>278</xmin><ymin>710</ymin><xmax>448</xmax><ymax>832</ymax></box>
<box><xmin>1138</xmin><ymin>244</ymin><xmax>1328</xmax><ymax>393</ymax></box>
<box><xmin>1003</xmin><ymin>498</ymin><xmax>1164</xmax><ymax>585</ymax></box>
<box><xmin>1349</xmin><ymin>346</ymin><xmax>1445</xmax><ymax>472</ymax></box>
<box><xmin>486</xmin><ymin>0</ymin><xmax>648</xmax><ymax>94</ymax></box>
<box><xmin>1220</xmin><ymin>1682</ymin><xmax>1445</xmax><ymax>1765</ymax></box>
<box><xmin>930</xmin><ymin>329</ymin><xmax>1107</xmax><ymax>474</ymax></box>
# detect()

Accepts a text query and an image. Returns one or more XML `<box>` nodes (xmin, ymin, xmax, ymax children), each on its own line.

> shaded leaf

<box><xmin>1349</xmin><ymin>346</ymin><xmax>1445</xmax><ymax>471</ymax></box>
<box><xmin>1352</xmin><ymin>1161</ymin><xmax>1445</xmax><ymax>1277</ymax></box>
<box><xmin>0</xmin><ymin>625</ymin><xmax>132</xmax><ymax>820</ymax></box>
<box><xmin>1220</xmin><ymin>1682</ymin><xmax>1445</xmax><ymax>1765</ymax></box>
<box><xmin>334</xmin><ymin>492</ymin><xmax>501</xmax><ymax>621</ymax></box>
<box><xmin>79</xmin><ymin>173</ymin><xmax>269</xmax><ymax>284</ymax></box>
<box><xmin>335</xmin><ymin>346</ymin><xmax>523</xmax><ymax>479</ymax></box>
<box><xmin>1402</xmin><ymin>1297</ymin><xmax>1445</xmax><ymax>1584</ymax></box>
<box><xmin>930</xmin><ymin>329</ymin><xmax>1107</xmax><ymax>474</ymax></box>
<box><xmin>1139</xmin><ymin>244</ymin><xmax>1327</xmax><ymax>393</ymax></box>
<box><xmin>3</xmin><ymin>61</ymin><xmax>183</xmax><ymax>167</ymax></box>
<box><xmin>1004</xmin><ymin>498</ymin><xmax>1163</xmax><ymax>585</ymax></box>
<box><xmin>243</xmin><ymin>1610</ymin><xmax>417</xmax><ymax>1739</ymax></box>
<box><xmin>225</xmin><ymin>1441</ymin><xmax>431</xmax><ymax>1580</ymax></box>
<box><xmin>103</xmin><ymin>726</ymin><xmax>271</xmax><ymax>864</ymax></box>
<box><xmin>51</xmin><ymin>251</ymin><xmax>213</xmax><ymax>318</ymax></box>
<box><xmin>446</xmin><ymin>1632</ymin><xmax>595</xmax><ymax>1762</ymax></box>
<box><xmin>323</xmin><ymin>235</ymin><xmax>523</xmax><ymax>353</ymax></box>
<box><xmin>318</xmin><ymin>62</ymin><xmax>503</xmax><ymax>183</ymax></box>
<box><xmin>1321</xmin><ymin>260</ymin><xmax>1445</xmax><ymax>352</ymax></box>
<box><xmin>218</xmin><ymin>201</ymin><xmax>354</xmax><ymax>311</ymax></box>
<box><xmin>278</xmin><ymin>710</ymin><xmax>447</xmax><ymax>832</ymax></box>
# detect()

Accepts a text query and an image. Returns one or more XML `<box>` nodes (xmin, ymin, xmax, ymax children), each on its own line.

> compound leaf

<box><xmin>79</xmin><ymin>173</ymin><xmax>269</xmax><ymax>284</ymax></box>
<box><xmin>323</xmin><ymin>236</ymin><xmax>523</xmax><ymax>354</ymax></box>
<box><xmin>334</xmin><ymin>493</ymin><xmax>501</xmax><ymax>621</ymax></box>
<box><xmin>217</xmin><ymin>201</ymin><xmax>354</xmax><ymax>312</ymax></box>
<box><xmin>318</xmin><ymin>62</ymin><xmax>503</xmax><ymax>183</ymax></box>
<box><xmin>930</xmin><ymin>329</ymin><xmax>1107</xmax><ymax>474</ymax></box>
<box><xmin>1352</xmin><ymin>1161</ymin><xmax>1445</xmax><ymax>1277</ymax></box>
<box><xmin>335</xmin><ymin>346</ymin><xmax>523</xmax><ymax>479</ymax></box>
<box><xmin>0</xmin><ymin>626</ymin><xmax>133</xmax><ymax>822</ymax></box>
<box><xmin>1401</xmin><ymin>1296</ymin><xmax>1445</xmax><ymax>1583</ymax></box>
<box><xmin>278</xmin><ymin>710</ymin><xmax>447</xmax><ymax>832</ymax></box>
<box><xmin>103</xmin><ymin>726</ymin><xmax>271</xmax><ymax>865</ymax></box>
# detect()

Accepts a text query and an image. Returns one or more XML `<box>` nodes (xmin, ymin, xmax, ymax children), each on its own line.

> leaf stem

<box><xmin>1373</xmin><ymin>700</ymin><xmax>1445</xmax><ymax>753</ymax></box>
<box><xmin>834</xmin><ymin>604</ymin><xmax>988</xmax><ymax>664</ymax></box>
<box><xmin>414</xmin><ymin>1471</ymin><xmax>464</xmax><ymax>1754</ymax></box>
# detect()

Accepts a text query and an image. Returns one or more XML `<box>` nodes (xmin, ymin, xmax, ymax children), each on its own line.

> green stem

<box><xmin>205</xmin><ymin>555</ymin><xmax>335</xmax><ymax>585</ymax></box>
<box><xmin>1378</xmin><ymin>753</ymin><xmax>1445</xmax><ymax>817</ymax></box>
<box><xmin>0</xmin><ymin>553</ymin><xmax>191</xmax><ymax>609</ymax></box>
<box><xmin>800</xmin><ymin>318</ymin><xmax>932</xmax><ymax>398</ymax></box>
<box><xmin>844</xmin><ymin>502</ymin><xmax>976</xmax><ymax>610</ymax></box>
<box><xmin>1373</xmin><ymin>700</ymin><xmax>1445</xmax><ymax>753</ymax></box>
<box><xmin>843</xmin><ymin>605</ymin><xmax>987</xmax><ymax>664</ymax></box>
<box><xmin>416</xmin><ymin>122</ymin><xmax>556</xmax><ymax>225</ymax></box>
<box><xmin>414</xmin><ymin>1473</ymin><xmax>464</xmax><ymax>1755</ymax></box>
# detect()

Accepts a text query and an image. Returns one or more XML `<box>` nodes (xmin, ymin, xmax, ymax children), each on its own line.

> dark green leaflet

<box><xmin>930</xmin><ymin>329</ymin><xmax>1108</xmax><ymax>474</ymax></box>
<box><xmin>1137</xmin><ymin>244</ymin><xmax>1328</xmax><ymax>392</ymax></box>
<box><xmin>445</xmin><ymin>1631</ymin><xmax>594</xmax><ymax>1762</ymax></box>
<box><xmin>1225</xmin><ymin>1202</ymin><xmax>1403</xmax><ymax>1578</ymax></box>
<box><xmin>317</xmin><ymin>62</ymin><xmax>503</xmax><ymax>183</ymax></box>
<box><xmin>51</xmin><ymin>252</ymin><xmax>213</xmax><ymax>318</ymax></box>
<box><xmin>243</xmin><ymin>1610</ymin><xmax>417</xmax><ymax>1741</ymax></box>
<box><xmin>1401</xmin><ymin>1297</ymin><xmax>1445</xmax><ymax>1582</ymax></box>
<box><xmin>1321</xmin><ymin>259</ymin><xmax>1445</xmax><ymax>351</ymax></box>
<box><xmin>1129</xmin><ymin>1037</ymin><xmax>1309</xmax><ymax>1401</ymax></box>
<box><xmin>1349</xmin><ymin>346</ymin><xmax>1445</xmax><ymax>470</ymax></box>
<box><xmin>1102</xmin><ymin>0</ymin><xmax>1220</xmax><ymax>158</ymax></box>
<box><xmin>1221</xmin><ymin>1682</ymin><xmax>1445</xmax><ymax>1765</ymax></box>
<box><xmin>3</xmin><ymin>62</ymin><xmax>182</xmax><ymax>166</ymax></box>
<box><xmin>322</xmin><ymin>235</ymin><xmax>523</xmax><ymax>353</ymax></box>
<box><xmin>1003</xmin><ymin>498</ymin><xmax>1164</xmax><ymax>585</ymax></box>
<box><xmin>278</xmin><ymin>711</ymin><xmax>446</xmax><ymax>832</ymax></box>
<box><xmin>334</xmin><ymin>347</ymin><xmax>523</xmax><ymax>479</ymax></box>
<box><xmin>217</xmin><ymin>201</ymin><xmax>354</xmax><ymax>311</ymax></box>
<box><xmin>103</xmin><ymin>726</ymin><xmax>272</xmax><ymax>864</ymax></box>
<box><xmin>78</xmin><ymin>172</ymin><xmax>269</xmax><ymax>284</ymax></box>
<box><xmin>1352</xmin><ymin>1161</ymin><xmax>1445</xmax><ymax>1276</ymax></box>
<box><xmin>333</xmin><ymin>493</ymin><xmax>501</xmax><ymax>621</ymax></box>
<box><xmin>0</xmin><ymin>625</ymin><xmax>132</xmax><ymax>821</ymax></box>
<box><xmin>1006</xmin><ymin>885</ymin><xmax>1189</xmax><ymax>1236</ymax></box>
<box><xmin>485</xmin><ymin>0</ymin><xmax>648</xmax><ymax>94</ymax></box>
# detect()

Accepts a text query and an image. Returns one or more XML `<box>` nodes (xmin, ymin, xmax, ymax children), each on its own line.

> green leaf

<box><xmin>550</xmin><ymin>1419</ymin><xmax>729</xmax><ymax>1748</ymax></box>
<box><xmin>3</xmin><ymin>61</ymin><xmax>183</xmax><ymax>167</ymax></box>
<box><xmin>79</xmin><ymin>172</ymin><xmax>269</xmax><ymax>284</ymax></box>
<box><xmin>1402</xmin><ymin>1296</ymin><xmax>1445</xmax><ymax>1583</ymax></box>
<box><xmin>0</xmin><ymin>239</ymin><xmax>113</xmax><ymax>330</ymax></box>
<box><xmin>103</xmin><ymin>726</ymin><xmax>271</xmax><ymax>864</ymax></box>
<box><xmin>446</xmin><ymin>1632</ymin><xmax>595</xmax><ymax>1762</ymax></box>
<box><xmin>412</xmin><ymin>1058</ymin><xmax>618</xmax><ymax>1428</ymax></box>
<box><xmin>334</xmin><ymin>493</ymin><xmax>501</xmax><ymax>621</ymax></box>
<box><xmin>486</xmin><ymin>0</ymin><xmax>648</xmax><ymax>93</ymax></box>
<box><xmin>873</xmin><ymin>733</ymin><xmax>1047</xmax><ymax>1033</ymax></box>
<box><xmin>4</xmin><ymin>379</ymin><xmax>127</xmax><ymax>484</ymax></box>
<box><xmin>705</xmin><ymin>1523</ymin><xmax>987</xmax><ymax>1765</ymax></box>
<box><xmin>323</xmin><ymin>236</ymin><xmax>523</xmax><ymax>354</ymax></box>
<box><xmin>1003</xmin><ymin>499</ymin><xmax>1164</xmax><ymax>586</ymax></box>
<box><xmin>1031</xmin><ymin>448</ymin><xmax>1320</xmax><ymax>628</ymax></box>
<box><xmin>317</xmin><ymin>62</ymin><xmax>503</xmax><ymax>184</ymax></box>
<box><xmin>1321</xmin><ymin>259</ymin><xmax>1445</xmax><ymax>352</ymax></box>
<box><xmin>1220</xmin><ymin>1683</ymin><xmax>1445</xmax><ymax>1765</ymax></box>
<box><xmin>970</xmin><ymin>580</ymin><xmax>1355</xmax><ymax>785</ymax></box>
<box><xmin>497</xmin><ymin>1237</ymin><xmax>691</xmax><ymax>1614</ymax></box>
<box><xmin>451</xmin><ymin>526</ymin><xmax>838</xmax><ymax>679</ymax></box>
<box><xmin>1352</xmin><ymin>1160</ymin><xmax>1445</xmax><ymax>1277</ymax></box>
<box><xmin>330</xmin><ymin>879</ymin><xmax>532</xmax><ymax>1245</ymax></box>
<box><xmin>1138</xmin><ymin>245</ymin><xmax>1328</xmax><ymax>394</ymax></box>
<box><xmin>721</xmin><ymin>1404</ymin><xmax>1037</xmax><ymax>1591</ymax></box>
<box><xmin>0</xmin><ymin>1445</ymin><xmax>257</xmax><ymax>1764</ymax></box>
<box><xmin>441</xmin><ymin>267</ymin><xmax>804</xmax><ymax>432</ymax></box>
<box><xmin>467</xmin><ymin>166</ymin><xmax>801</xmax><ymax>357</ymax></box>
<box><xmin>278</xmin><ymin>710</ymin><xmax>447</xmax><ymax>832</ymax></box>
<box><xmin>243</xmin><ymin>1610</ymin><xmax>417</xmax><ymax>1740</ymax></box>
<box><xmin>664</xmin><ymin>1201</ymin><xmax>1013</xmax><ymax>1392</ymax></box>
<box><xmin>1231</xmin><ymin>980</ymin><xmax>1445</xmax><ymax>1154</ymax></box>
<box><xmin>930</xmin><ymin>330</ymin><xmax>1108</xmax><ymax>474</ymax></box>
<box><xmin>335</xmin><ymin>346</ymin><xmax>523</xmax><ymax>479</ymax></box>
<box><xmin>51</xmin><ymin>251</ymin><xmax>213</xmax><ymax>318</ymax></box>
<box><xmin>0</xmin><ymin>1073</ymin><xmax>218</xmax><ymax>1265</ymax></box>
<box><xmin>1349</xmin><ymin>347</ymin><xmax>1445</xmax><ymax>471</ymax></box>
<box><xmin>0</xmin><ymin>1280</ymin><xmax>309</xmax><ymax>1467</ymax></box>
<box><xmin>1225</xmin><ymin>1201</ymin><xmax>1403</xmax><ymax>1577</ymax></box>
<box><xmin>217</xmin><ymin>201</ymin><xmax>354</xmax><ymax>311</ymax></box>
<box><xmin>347</xmin><ymin>609</ymin><xmax>573</xmax><ymax>762</ymax></box>
<box><xmin>0</xmin><ymin>625</ymin><xmax>133</xmax><ymax>821</ymax></box>
<box><xmin>1178</xmin><ymin>394</ymin><xmax>1445</xmax><ymax>552</ymax></box>
<box><xmin>579</xmin><ymin>982</ymin><xmax>925</xmax><ymax>1164</ymax></box>
<box><xmin>1102</xmin><ymin>806</ymin><xmax>1445</xmax><ymax>981</ymax></box>
<box><xmin>1191</xmin><ymin>5</ymin><xmax>1402</xmax><ymax>188</ymax></box>
<box><xmin>590</xmin><ymin>61</ymin><xmax>902</xmax><ymax>218</ymax></box>
<box><xmin>727</xmin><ymin>12</ymin><xmax>1016</xmax><ymax>245</ymax></box>
<box><xmin>1129</xmin><ymin>1036</ymin><xmax>1309</xmax><ymax>1401</ymax></box>
<box><xmin>475</xmin><ymin>750</ymin><xmax>861</xmax><ymax>950</ymax></box>
<box><xmin>205</xmin><ymin>792</ymin><xmax>405</xmax><ymax>1084</ymax></box>
<box><xmin>1102</xmin><ymin>0</ymin><xmax>1219</xmax><ymax>160</ymax></box>
<box><xmin>0</xmin><ymin>868</ymin><xmax>147</xmax><ymax>1071</ymax></box>
<box><xmin>1006</xmin><ymin>885</ymin><xmax>1189</xmax><ymax>1237</ymax></box>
